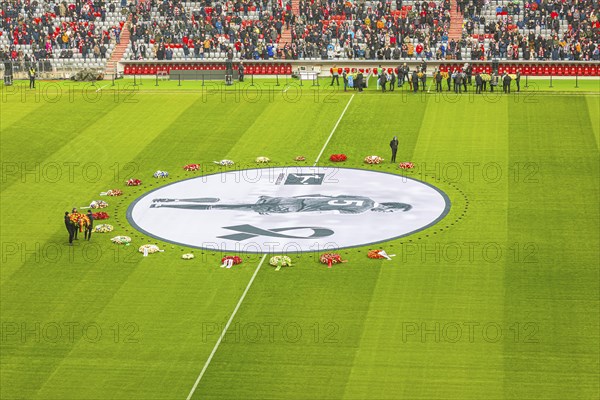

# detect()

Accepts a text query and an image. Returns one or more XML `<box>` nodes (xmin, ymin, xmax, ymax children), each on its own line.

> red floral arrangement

<box><xmin>126</xmin><ymin>178</ymin><xmax>142</xmax><ymax>186</ymax></box>
<box><xmin>319</xmin><ymin>253</ymin><xmax>347</xmax><ymax>268</ymax></box>
<box><xmin>221</xmin><ymin>255</ymin><xmax>242</xmax><ymax>265</ymax></box>
<box><xmin>92</xmin><ymin>212</ymin><xmax>109</xmax><ymax>220</ymax></box>
<box><xmin>184</xmin><ymin>164</ymin><xmax>200</xmax><ymax>171</ymax></box>
<box><xmin>399</xmin><ymin>162</ymin><xmax>415</xmax><ymax>170</ymax></box>
<box><xmin>330</xmin><ymin>154</ymin><xmax>347</xmax><ymax>162</ymax></box>
<box><xmin>368</xmin><ymin>249</ymin><xmax>386</xmax><ymax>259</ymax></box>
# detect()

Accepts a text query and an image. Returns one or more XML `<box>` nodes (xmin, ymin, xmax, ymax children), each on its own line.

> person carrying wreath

<box><xmin>64</xmin><ymin>211</ymin><xmax>75</xmax><ymax>245</ymax></box>
<box><xmin>85</xmin><ymin>210</ymin><xmax>94</xmax><ymax>241</ymax></box>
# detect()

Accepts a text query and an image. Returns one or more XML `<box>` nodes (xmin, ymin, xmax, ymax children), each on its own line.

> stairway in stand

<box><xmin>278</xmin><ymin>0</ymin><xmax>300</xmax><ymax>47</ymax></box>
<box><xmin>448</xmin><ymin>0</ymin><xmax>464</xmax><ymax>41</ymax></box>
<box><xmin>104</xmin><ymin>16</ymin><xmax>131</xmax><ymax>76</ymax></box>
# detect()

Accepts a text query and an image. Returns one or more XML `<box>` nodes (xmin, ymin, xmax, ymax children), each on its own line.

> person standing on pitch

<box><xmin>238</xmin><ymin>61</ymin><xmax>244</xmax><ymax>82</ymax></box>
<box><xmin>28</xmin><ymin>66</ymin><xmax>36</xmax><ymax>89</ymax></box>
<box><xmin>85</xmin><ymin>209</ymin><xmax>94</xmax><ymax>240</ymax></box>
<box><xmin>330</xmin><ymin>66</ymin><xmax>340</xmax><ymax>86</ymax></box>
<box><xmin>390</xmin><ymin>136</ymin><xmax>399</xmax><ymax>163</ymax></box>
<box><xmin>71</xmin><ymin>208</ymin><xmax>79</xmax><ymax>240</ymax></box>
<box><xmin>65</xmin><ymin>211</ymin><xmax>74</xmax><ymax>245</ymax></box>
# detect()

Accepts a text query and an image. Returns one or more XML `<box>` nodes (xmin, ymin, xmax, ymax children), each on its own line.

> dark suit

<box><xmin>65</xmin><ymin>215</ymin><xmax>74</xmax><ymax>244</ymax></box>
<box><xmin>85</xmin><ymin>212</ymin><xmax>94</xmax><ymax>240</ymax></box>
<box><xmin>390</xmin><ymin>138</ymin><xmax>399</xmax><ymax>162</ymax></box>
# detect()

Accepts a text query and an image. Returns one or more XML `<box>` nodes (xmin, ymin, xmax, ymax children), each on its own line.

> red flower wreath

<box><xmin>92</xmin><ymin>212</ymin><xmax>110</xmax><ymax>220</ymax></box>
<box><xmin>126</xmin><ymin>178</ymin><xmax>142</xmax><ymax>186</ymax></box>
<box><xmin>367</xmin><ymin>249</ymin><xmax>386</xmax><ymax>259</ymax></box>
<box><xmin>183</xmin><ymin>163</ymin><xmax>200</xmax><ymax>171</ymax></box>
<box><xmin>399</xmin><ymin>162</ymin><xmax>414</xmax><ymax>170</ymax></box>
<box><xmin>329</xmin><ymin>154</ymin><xmax>347</xmax><ymax>162</ymax></box>
<box><xmin>221</xmin><ymin>255</ymin><xmax>242</xmax><ymax>265</ymax></box>
<box><xmin>319</xmin><ymin>253</ymin><xmax>347</xmax><ymax>268</ymax></box>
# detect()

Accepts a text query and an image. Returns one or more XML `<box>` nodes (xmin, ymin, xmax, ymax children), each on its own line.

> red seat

<box><xmin>124</xmin><ymin>65</ymin><xmax>131</xmax><ymax>74</ymax></box>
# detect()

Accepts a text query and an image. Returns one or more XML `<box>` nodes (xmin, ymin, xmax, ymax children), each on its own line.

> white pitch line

<box><xmin>95</xmin><ymin>84</ymin><xmax>107</xmax><ymax>93</ymax></box>
<box><xmin>186</xmin><ymin>94</ymin><xmax>354</xmax><ymax>398</ymax></box>
<box><xmin>313</xmin><ymin>94</ymin><xmax>354</xmax><ymax>166</ymax></box>
<box><xmin>185</xmin><ymin>253</ymin><xmax>267</xmax><ymax>400</ymax></box>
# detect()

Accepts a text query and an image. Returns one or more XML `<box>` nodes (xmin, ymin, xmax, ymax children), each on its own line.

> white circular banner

<box><xmin>127</xmin><ymin>167</ymin><xmax>450</xmax><ymax>253</ymax></box>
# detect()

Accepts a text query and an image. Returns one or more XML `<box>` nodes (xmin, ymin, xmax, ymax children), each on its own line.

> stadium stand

<box><xmin>0</xmin><ymin>0</ymin><xmax>127</xmax><ymax>75</ymax></box>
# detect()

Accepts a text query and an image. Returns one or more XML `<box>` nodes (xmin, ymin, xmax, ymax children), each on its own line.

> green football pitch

<box><xmin>1</xmin><ymin>77</ymin><xmax>599</xmax><ymax>399</ymax></box>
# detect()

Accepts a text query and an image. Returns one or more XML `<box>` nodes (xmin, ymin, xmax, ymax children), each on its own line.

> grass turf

<box><xmin>0</xmin><ymin>78</ymin><xmax>598</xmax><ymax>399</ymax></box>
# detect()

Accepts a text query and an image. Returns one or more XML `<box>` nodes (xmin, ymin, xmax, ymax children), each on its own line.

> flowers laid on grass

<box><xmin>69</xmin><ymin>213</ymin><xmax>90</xmax><ymax>232</ymax></box>
<box><xmin>90</xmin><ymin>200</ymin><xmax>108</xmax><ymax>209</ymax></box>
<box><xmin>153</xmin><ymin>170</ymin><xmax>169</xmax><ymax>178</ymax></box>
<box><xmin>92</xmin><ymin>212</ymin><xmax>109</xmax><ymax>220</ymax></box>
<box><xmin>319</xmin><ymin>253</ymin><xmax>347</xmax><ymax>268</ymax></box>
<box><xmin>126</xmin><ymin>178</ymin><xmax>142</xmax><ymax>186</ymax></box>
<box><xmin>138</xmin><ymin>244</ymin><xmax>160</xmax><ymax>254</ymax></box>
<box><xmin>368</xmin><ymin>249</ymin><xmax>386</xmax><ymax>259</ymax></box>
<box><xmin>100</xmin><ymin>189</ymin><xmax>122</xmax><ymax>196</ymax></box>
<box><xmin>364</xmin><ymin>156</ymin><xmax>383</xmax><ymax>164</ymax></box>
<box><xmin>94</xmin><ymin>224</ymin><xmax>113</xmax><ymax>233</ymax></box>
<box><xmin>294</xmin><ymin>156</ymin><xmax>306</xmax><ymax>161</ymax></box>
<box><xmin>111</xmin><ymin>236</ymin><xmax>131</xmax><ymax>245</ymax></box>
<box><xmin>214</xmin><ymin>160</ymin><xmax>234</xmax><ymax>166</ymax></box>
<box><xmin>182</xmin><ymin>253</ymin><xmax>195</xmax><ymax>260</ymax></box>
<box><xmin>399</xmin><ymin>162</ymin><xmax>415</xmax><ymax>170</ymax></box>
<box><xmin>269</xmin><ymin>255</ymin><xmax>293</xmax><ymax>271</ymax></box>
<box><xmin>183</xmin><ymin>164</ymin><xmax>200</xmax><ymax>171</ymax></box>
<box><xmin>329</xmin><ymin>154</ymin><xmax>347</xmax><ymax>162</ymax></box>
<box><xmin>255</xmin><ymin>156</ymin><xmax>270</xmax><ymax>163</ymax></box>
<box><xmin>220</xmin><ymin>255</ymin><xmax>242</xmax><ymax>268</ymax></box>
<box><xmin>367</xmin><ymin>249</ymin><xmax>394</xmax><ymax>260</ymax></box>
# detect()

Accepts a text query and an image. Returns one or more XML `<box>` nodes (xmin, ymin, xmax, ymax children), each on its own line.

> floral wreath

<box><xmin>182</xmin><ymin>253</ymin><xmax>195</xmax><ymax>260</ymax></box>
<box><xmin>330</xmin><ymin>154</ymin><xmax>347</xmax><ymax>162</ymax></box>
<box><xmin>92</xmin><ymin>212</ymin><xmax>109</xmax><ymax>220</ymax></box>
<box><xmin>139</xmin><ymin>244</ymin><xmax>160</xmax><ymax>254</ymax></box>
<box><xmin>111</xmin><ymin>236</ymin><xmax>131</xmax><ymax>245</ymax></box>
<box><xmin>269</xmin><ymin>255</ymin><xmax>292</xmax><ymax>271</ymax></box>
<box><xmin>94</xmin><ymin>224</ymin><xmax>113</xmax><ymax>233</ymax></box>
<box><xmin>255</xmin><ymin>156</ymin><xmax>270</xmax><ymax>163</ymax></box>
<box><xmin>153</xmin><ymin>170</ymin><xmax>169</xmax><ymax>178</ymax></box>
<box><xmin>221</xmin><ymin>255</ymin><xmax>242</xmax><ymax>268</ymax></box>
<box><xmin>69</xmin><ymin>213</ymin><xmax>90</xmax><ymax>232</ymax></box>
<box><xmin>90</xmin><ymin>200</ymin><xmax>108</xmax><ymax>209</ymax></box>
<box><xmin>100</xmin><ymin>189</ymin><xmax>122</xmax><ymax>196</ymax></box>
<box><xmin>399</xmin><ymin>162</ymin><xmax>414</xmax><ymax>170</ymax></box>
<box><xmin>368</xmin><ymin>249</ymin><xmax>386</xmax><ymax>259</ymax></box>
<box><xmin>126</xmin><ymin>178</ymin><xmax>142</xmax><ymax>186</ymax></box>
<box><xmin>214</xmin><ymin>160</ymin><xmax>234</xmax><ymax>166</ymax></box>
<box><xmin>364</xmin><ymin>155</ymin><xmax>383</xmax><ymax>164</ymax></box>
<box><xmin>319</xmin><ymin>253</ymin><xmax>347</xmax><ymax>268</ymax></box>
<box><xmin>294</xmin><ymin>156</ymin><xmax>306</xmax><ymax>161</ymax></box>
<box><xmin>183</xmin><ymin>163</ymin><xmax>200</xmax><ymax>171</ymax></box>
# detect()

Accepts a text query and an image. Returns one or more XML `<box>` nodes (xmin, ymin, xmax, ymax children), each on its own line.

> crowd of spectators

<box><xmin>127</xmin><ymin>0</ymin><xmax>295</xmax><ymax>60</ymax></box>
<box><xmin>0</xmin><ymin>0</ymin><xmax>126</xmax><ymax>67</ymax></box>
<box><xmin>286</xmin><ymin>0</ymin><xmax>452</xmax><ymax>60</ymax></box>
<box><xmin>457</xmin><ymin>0</ymin><xmax>599</xmax><ymax>61</ymax></box>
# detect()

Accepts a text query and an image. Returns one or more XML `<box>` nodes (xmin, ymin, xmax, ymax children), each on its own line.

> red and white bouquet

<box><xmin>399</xmin><ymin>162</ymin><xmax>414</xmax><ymax>170</ymax></box>
<box><xmin>220</xmin><ymin>255</ymin><xmax>242</xmax><ymax>269</ymax></box>
<box><xmin>183</xmin><ymin>164</ymin><xmax>200</xmax><ymax>171</ymax></box>
<box><xmin>126</xmin><ymin>178</ymin><xmax>142</xmax><ymax>186</ymax></box>
<box><xmin>319</xmin><ymin>253</ymin><xmax>347</xmax><ymax>268</ymax></box>
<box><xmin>100</xmin><ymin>189</ymin><xmax>122</xmax><ymax>196</ymax></box>
<box><xmin>364</xmin><ymin>156</ymin><xmax>383</xmax><ymax>164</ymax></box>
